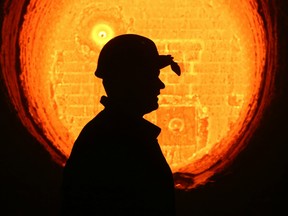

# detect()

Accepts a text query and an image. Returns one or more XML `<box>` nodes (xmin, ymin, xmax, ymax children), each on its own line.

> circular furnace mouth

<box><xmin>1</xmin><ymin>0</ymin><xmax>276</xmax><ymax>190</ymax></box>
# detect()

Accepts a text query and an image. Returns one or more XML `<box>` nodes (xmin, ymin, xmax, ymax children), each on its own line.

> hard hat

<box><xmin>95</xmin><ymin>34</ymin><xmax>181</xmax><ymax>79</ymax></box>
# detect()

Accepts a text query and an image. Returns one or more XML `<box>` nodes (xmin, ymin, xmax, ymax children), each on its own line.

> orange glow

<box><xmin>1</xmin><ymin>0</ymin><xmax>272</xmax><ymax>190</ymax></box>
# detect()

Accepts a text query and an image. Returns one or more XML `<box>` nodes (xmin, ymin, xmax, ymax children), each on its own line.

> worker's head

<box><xmin>95</xmin><ymin>34</ymin><xmax>181</xmax><ymax>115</ymax></box>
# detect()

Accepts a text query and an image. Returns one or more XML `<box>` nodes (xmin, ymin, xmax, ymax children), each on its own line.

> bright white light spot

<box><xmin>91</xmin><ymin>24</ymin><xmax>114</xmax><ymax>46</ymax></box>
<box><xmin>98</xmin><ymin>31</ymin><xmax>107</xmax><ymax>38</ymax></box>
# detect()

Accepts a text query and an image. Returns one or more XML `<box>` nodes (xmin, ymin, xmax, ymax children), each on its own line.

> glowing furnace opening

<box><xmin>1</xmin><ymin>0</ymin><xmax>269</xmax><ymax>189</ymax></box>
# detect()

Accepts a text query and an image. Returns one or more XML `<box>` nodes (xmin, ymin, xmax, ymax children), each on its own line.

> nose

<box><xmin>158</xmin><ymin>78</ymin><xmax>165</xmax><ymax>89</ymax></box>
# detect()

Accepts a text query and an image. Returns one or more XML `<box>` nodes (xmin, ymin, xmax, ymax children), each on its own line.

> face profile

<box><xmin>114</xmin><ymin>66</ymin><xmax>166</xmax><ymax>115</ymax></box>
<box><xmin>61</xmin><ymin>34</ymin><xmax>181</xmax><ymax>216</ymax></box>
<box><xmin>135</xmin><ymin>68</ymin><xmax>166</xmax><ymax>114</ymax></box>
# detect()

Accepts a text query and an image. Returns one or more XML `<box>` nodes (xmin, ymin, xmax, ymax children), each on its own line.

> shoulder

<box><xmin>78</xmin><ymin>110</ymin><xmax>110</xmax><ymax>137</ymax></box>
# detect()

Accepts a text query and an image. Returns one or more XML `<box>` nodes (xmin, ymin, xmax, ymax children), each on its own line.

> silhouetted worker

<box><xmin>61</xmin><ymin>34</ymin><xmax>181</xmax><ymax>216</ymax></box>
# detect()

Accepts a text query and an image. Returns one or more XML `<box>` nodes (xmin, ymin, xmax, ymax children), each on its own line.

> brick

<box><xmin>157</xmin><ymin>106</ymin><xmax>196</xmax><ymax>146</ymax></box>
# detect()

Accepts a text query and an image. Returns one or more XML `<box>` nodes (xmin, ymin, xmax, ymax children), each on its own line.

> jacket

<box><xmin>62</xmin><ymin>98</ymin><xmax>175</xmax><ymax>216</ymax></box>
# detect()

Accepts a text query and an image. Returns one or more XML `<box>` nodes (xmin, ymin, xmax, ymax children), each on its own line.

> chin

<box><xmin>143</xmin><ymin>103</ymin><xmax>159</xmax><ymax>115</ymax></box>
